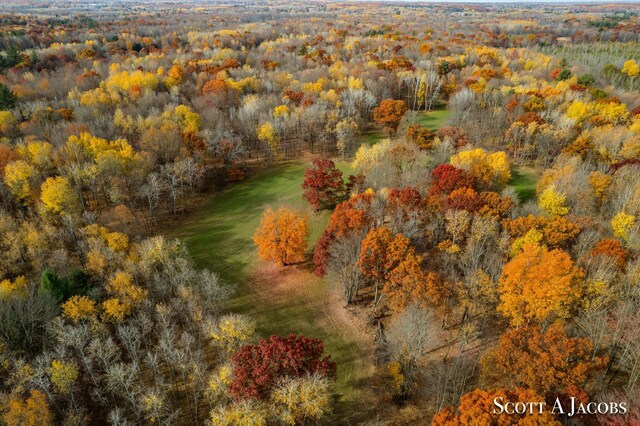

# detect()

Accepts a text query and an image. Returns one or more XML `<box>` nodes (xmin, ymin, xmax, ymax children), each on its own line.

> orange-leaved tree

<box><xmin>480</xmin><ymin>323</ymin><xmax>608</xmax><ymax>403</ymax></box>
<box><xmin>384</xmin><ymin>252</ymin><xmax>443</xmax><ymax>313</ymax></box>
<box><xmin>3</xmin><ymin>389</ymin><xmax>53</xmax><ymax>426</ymax></box>
<box><xmin>498</xmin><ymin>243</ymin><xmax>583</xmax><ymax>326</ymax></box>
<box><xmin>373</xmin><ymin>99</ymin><xmax>408</xmax><ymax>135</ymax></box>
<box><xmin>253</xmin><ymin>207</ymin><xmax>309</xmax><ymax>266</ymax></box>
<box><xmin>358</xmin><ymin>226</ymin><xmax>410</xmax><ymax>311</ymax></box>
<box><xmin>433</xmin><ymin>387</ymin><xmax>561</xmax><ymax>426</ymax></box>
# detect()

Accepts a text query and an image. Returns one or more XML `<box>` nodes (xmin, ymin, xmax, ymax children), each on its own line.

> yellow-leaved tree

<box><xmin>450</xmin><ymin>148</ymin><xmax>511</xmax><ymax>188</ymax></box>
<box><xmin>270</xmin><ymin>374</ymin><xmax>332</xmax><ymax>426</ymax></box>
<box><xmin>40</xmin><ymin>176</ymin><xmax>79</xmax><ymax>215</ymax></box>
<box><xmin>611</xmin><ymin>211</ymin><xmax>636</xmax><ymax>242</ymax></box>
<box><xmin>622</xmin><ymin>59</ymin><xmax>640</xmax><ymax>78</ymax></box>
<box><xmin>209</xmin><ymin>400</ymin><xmax>268</xmax><ymax>426</ymax></box>
<box><xmin>49</xmin><ymin>359</ymin><xmax>79</xmax><ymax>395</ymax></box>
<box><xmin>257</xmin><ymin>122</ymin><xmax>280</xmax><ymax>157</ymax></box>
<box><xmin>101</xmin><ymin>271</ymin><xmax>147</xmax><ymax>322</ymax></box>
<box><xmin>538</xmin><ymin>184</ymin><xmax>570</xmax><ymax>216</ymax></box>
<box><xmin>208</xmin><ymin>314</ymin><xmax>256</xmax><ymax>355</ymax></box>
<box><xmin>62</xmin><ymin>295</ymin><xmax>97</xmax><ymax>323</ymax></box>
<box><xmin>0</xmin><ymin>276</ymin><xmax>28</xmax><ymax>299</ymax></box>
<box><xmin>4</xmin><ymin>160</ymin><xmax>36</xmax><ymax>204</ymax></box>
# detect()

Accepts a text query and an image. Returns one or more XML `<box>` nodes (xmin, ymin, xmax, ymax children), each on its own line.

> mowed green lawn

<box><xmin>413</xmin><ymin>106</ymin><xmax>450</xmax><ymax>130</ymax></box>
<box><xmin>168</xmin><ymin>161</ymin><xmax>376</xmax><ymax>422</ymax></box>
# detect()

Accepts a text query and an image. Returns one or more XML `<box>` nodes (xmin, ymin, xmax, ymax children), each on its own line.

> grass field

<box><xmin>510</xmin><ymin>165</ymin><xmax>539</xmax><ymax>203</ymax></box>
<box><xmin>410</xmin><ymin>105</ymin><xmax>450</xmax><ymax>130</ymax></box>
<box><xmin>168</xmin><ymin>161</ymin><xmax>376</xmax><ymax>422</ymax></box>
<box><xmin>168</xmin><ymin>108</ymin><xmax>450</xmax><ymax>421</ymax></box>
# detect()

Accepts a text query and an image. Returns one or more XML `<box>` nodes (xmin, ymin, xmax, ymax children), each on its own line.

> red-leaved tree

<box><xmin>302</xmin><ymin>159</ymin><xmax>345</xmax><ymax>210</ymax></box>
<box><xmin>429</xmin><ymin>164</ymin><xmax>475</xmax><ymax>196</ymax></box>
<box><xmin>229</xmin><ymin>334</ymin><xmax>337</xmax><ymax>400</ymax></box>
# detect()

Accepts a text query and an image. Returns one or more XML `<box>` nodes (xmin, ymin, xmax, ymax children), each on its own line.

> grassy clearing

<box><xmin>510</xmin><ymin>165</ymin><xmax>539</xmax><ymax>203</ymax></box>
<box><xmin>410</xmin><ymin>106</ymin><xmax>450</xmax><ymax>131</ymax></box>
<box><xmin>167</xmin><ymin>161</ymin><xmax>375</xmax><ymax>422</ymax></box>
<box><xmin>169</xmin><ymin>109</ymin><xmax>451</xmax><ymax>421</ymax></box>
<box><xmin>360</xmin><ymin>128</ymin><xmax>387</xmax><ymax>146</ymax></box>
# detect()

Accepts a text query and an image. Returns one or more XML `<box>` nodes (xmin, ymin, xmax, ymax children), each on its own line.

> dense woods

<box><xmin>1</xmin><ymin>0</ymin><xmax>640</xmax><ymax>424</ymax></box>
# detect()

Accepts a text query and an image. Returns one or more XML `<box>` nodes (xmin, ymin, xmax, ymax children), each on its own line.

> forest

<box><xmin>1</xmin><ymin>0</ymin><xmax>640</xmax><ymax>424</ymax></box>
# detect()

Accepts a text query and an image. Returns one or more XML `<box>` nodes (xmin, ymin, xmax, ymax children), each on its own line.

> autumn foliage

<box><xmin>429</xmin><ymin>164</ymin><xmax>476</xmax><ymax>196</ymax></box>
<box><xmin>253</xmin><ymin>207</ymin><xmax>309</xmax><ymax>266</ymax></box>
<box><xmin>302</xmin><ymin>159</ymin><xmax>345</xmax><ymax>210</ymax></box>
<box><xmin>313</xmin><ymin>192</ymin><xmax>373</xmax><ymax>275</ymax></box>
<box><xmin>229</xmin><ymin>334</ymin><xmax>337</xmax><ymax>400</ymax></box>
<box><xmin>3</xmin><ymin>390</ymin><xmax>53</xmax><ymax>426</ymax></box>
<box><xmin>481</xmin><ymin>323</ymin><xmax>608</xmax><ymax>402</ymax></box>
<box><xmin>498</xmin><ymin>243</ymin><xmax>583</xmax><ymax>326</ymax></box>
<box><xmin>373</xmin><ymin>99</ymin><xmax>408</xmax><ymax>135</ymax></box>
<box><xmin>433</xmin><ymin>387</ymin><xmax>560</xmax><ymax>426</ymax></box>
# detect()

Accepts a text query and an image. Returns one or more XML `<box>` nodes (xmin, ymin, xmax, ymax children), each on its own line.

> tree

<box><xmin>387</xmin><ymin>186</ymin><xmax>424</xmax><ymax>220</ymax></box>
<box><xmin>326</xmin><ymin>233</ymin><xmax>364</xmax><ymax>304</ymax></box>
<box><xmin>481</xmin><ymin>323</ymin><xmax>607</xmax><ymax>402</ymax></box>
<box><xmin>406</xmin><ymin>124</ymin><xmax>434</xmax><ymax>149</ymax></box>
<box><xmin>208</xmin><ymin>314</ymin><xmax>256</xmax><ymax>356</ymax></box>
<box><xmin>450</xmin><ymin>148</ymin><xmax>511</xmax><ymax>189</ymax></box>
<box><xmin>429</xmin><ymin>164</ymin><xmax>475</xmax><ymax>196</ymax></box>
<box><xmin>229</xmin><ymin>334</ymin><xmax>336</xmax><ymax>400</ymax></box>
<box><xmin>336</xmin><ymin>118</ymin><xmax>359</xmax><ymax>157</ymax></box>
<box><xmin>302</xmin><ymin>159</ymin><xmax>345</xmax><ymax>210</ymax></box>
<box><xmin>39</xmin><ymin>269</ymin><xmax>91</xmax><ymax>301</ymax></box>
<box><xmin>478</xmin><ymin>191</ymin><xmax>514</xmax><ymax>219</ymax></box>
<box><xmin>622</xmin><ymin>59</ymin><xmax>640</xmax><ymax>78</ymax></box>
<box><xmin>445</xmin><ymin>187</ymin><xmax>483</xmax><ymax>213</ymax></box>
<box><xmin>373</xmin><ymin>99</ymin><xmax>408</xmax><ymax>135</ymax></box>
<box><xmin>165</xmin><ymin>64</ymin><xmax>185</xmax><ymax>87</ymax></box>
<box><xmin>0</xmin><ymin>83</ymin><xmax>17</xmax><ymax>110</ymax></box>
<box><xmin>0</xmin><ymin>111</ymin><xmax>16</xmax><ymax>136</ymax></box>
<box><xmin>589</xmin><ymin>238</ymin><xmax>628</xmax><ymax>268</ymax></box>
<box><xmin>433</xmin><ymin>387</ymin><xmax>561</xmax><ymax>426</ymax></box>
<box><xmin>384</xmin><ymin>253</ymin><xmax>442</xmax><ymax>312</ymax></box>
<box><xmin>498</xmin><ymin>243</ymin><xmax>583</xmax><ymax>326</ymax></box>
<box><xmin>502</xmin><ymin>215</ymin><xmax>581</xmax><ymax>249</ymax></box>
<box><xmin>3</xmin><ymin>390</ymin><xmax>53</xmax><ymax>426</ymax></box>
<box><xmin>253</xmin><ymin>207</ymin><xmax>309</xmax><ymax>266</ymax></box>
<box><xmin>62</xmin><ymin>295</ymin><xmax>97</xmax><ymax>323</ymax></box>
<box><xmin>358</xmin><ymin>227</ymin><xmax>411</xmax><ymax>311</ymax></box>
<box><xmin>538</xmin><ymin>184</ymin><xmax>570</xmax><ymax>216</ymax></box>
<box><xmin>0</xmin><ymin>276</ymin><xmax>28</xmax><ymax>299</ymax></box>
<box><xmin>257</xmin><ymin>122</ymin><xmax>280</xmax><ymax>157</ymax></box>
<box><xmin>313</xmin><ymin>192</ymin><xmax>373</xmax><ymax>276</ymax></box>
<box><xmin>4</xmin><ymin>160</ymin><xmax>36</xmax><ymax>204</ymax></box>
<box><xmin>0</xmin><ymin>288</ymin><xmax>57</xmax><ymax>353</ymax></box>
<box><xmin>49</xmin><ymin>359</ymin><xmax>79</xmax><ymax>395</ymax></box>
<box><xmin>270</xmin><ymin>374</ymin><xmax>332</xmax><ymax>425</ymax></box>
<box><xmin>209</xmin><ymin>400</ymin><xmax>268</xmax><ymax>426</ymax></box>
<box><xmin>385</xmin><ymin>305</ymin><xmax>441</xmax><ymax>400</ymax></box>
<box><xmin>40</xmin><ymin>176</ymin><xmax>80</xmax><ymax>215</ymax></box>
<box><xmin>101</xmin><ymin>271</ymin><xmax>147</xmax><ymax>322</ymax></box>
<box><xmin>611</xmin><ymin>212</ymin><xmax>636</xmax><ymax>242</ymax></box>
